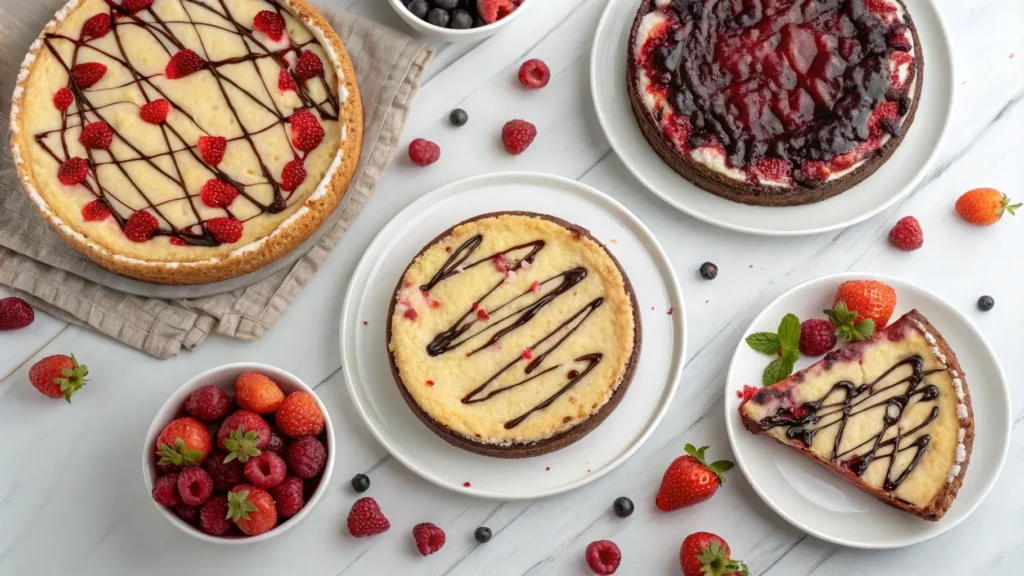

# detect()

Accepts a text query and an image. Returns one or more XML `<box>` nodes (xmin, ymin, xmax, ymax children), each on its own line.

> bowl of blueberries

<box><xmin>388</xmin><ymin>0</ymin><xmax>528</xmax><ymax>42</ymax></box>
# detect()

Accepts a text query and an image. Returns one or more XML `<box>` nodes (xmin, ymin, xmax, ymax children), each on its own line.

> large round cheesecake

<box><xmin>10</xmin><ymin>0</ymin><xmax>362</xmax><ymax>284</ymax></box>
<box><xmin>627</xmin><ymin>0</ymin><xmax>922</xmax><ymax>206</ymax></box>
<box><xmin>386</xmin><ymin>213</ymin><xmax>641</xmax><ymax>458</ymax></box>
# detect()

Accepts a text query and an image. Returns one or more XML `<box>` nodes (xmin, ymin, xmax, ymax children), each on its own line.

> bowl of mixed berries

<box><xmin>389</xmin><ymin>0</ymin><xmax>527</xmax><ymax>42</ymax></box>
<box><xmin>143</xmin><ymin>363</ymin><xmax>334</xmax><ymax>543</ymax></box>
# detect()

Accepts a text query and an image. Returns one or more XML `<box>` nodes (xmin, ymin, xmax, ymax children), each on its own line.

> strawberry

<box><xmin>235</xmin><ymin>371</ymin><xmax>285</xmax><ymax>414</ymax></box>
<box><xmin>82</xmin><ymin>13</ymin><xmax>111</xmax><ymax>39</ymax></box>
<box><xmin>477</xmin><ymin>0</ymin><xmax>517</xmax><ymax>24</ymax></box>
<box><xmin>0</xmin><ymin>297</ymin><xmax>35</xmax><ymax>331</ymax></box>
<box><xmin>347</xmin><ymin>497</ymin><xmax>390</xmax><ymax>537</ymax></box>
<box><xmin>139</xmin><ymin>99</ymin><xmax>170</xmax><ymax>124</ymax></box>
<box><xmin>228</xmin><ymin>485</ymin><xmax>278</xmax><ymax>536</ymax></box>
<box><xmin>28</xmin><ymin>354</ymin><xmax>87</xmax><ymax>402</ymax></box>
<box><xmin>831</xmin><ymin>279</ymin><xmax>896</xmax><ymax>329</ymax></box>
<box><xmin>278</xmin><ymin>69</ymin><xmax>297</xmax><ymax>92</ymax></box>
<box><xmin>252</xmin><ymin>10</ymin><xmax>285</xmax><ymax>41</ymax></box>
<box><xmin>217</xmin><ymin>410</ymin><xmax>271</xmax><ymax>455</ymax></box>
<box><xmin>123</xmin><ymin>210</ymin><xmax>160</xmax><ymax>242</ymax></box>
<box><xmin>156</xmin><ymin>416</ymin><xmax>213</xmax><ymax>466</ymax></box>
<box><xmin>280</xmin><ymin>158</ymin><xmax>306</xmax><ymax>192</ymax></box>
<box><xmin>655</xmin><ymin>444</ymin><xmax>734</xmax><ymax>512</ymax></box>
<box><xmin>293</xmin><ymin>50</ymin><xmax>323</xmax><ymax>80</ymax></box>
<box><xmin>413</xmin><ymin>522</ymin><xmax>446</xmax><ymax>556</ymax></box>
<box><xmin>288</xmin><ymin>109</ymin><xmax>324</xmax><ymax>152</ymax></box>
<box><xmin>199</xmin><ymin>178</ymin><xmax>238</xmax><ymax>208</ymax></box>
<box><xmin>955</xmin><ymin>188</ymin><xmax>1020</xmax><ymax>226</ymax></box>
<box><xmin>119</xmin><ymin>0</ymin><xmax>153</xmax><ymax>15</ymax></box>
<box><xmin>275</xmin><ymin>391</ymin><xmax>325</xmax><ymax>438</ymax></box>
<box><xmin>53</xmin><ymin>87</ymin><xmax>74</xmax><ymax>111</ymax></box>
<box><xmin>79</xmin><ymin>122</ymin><xmax>113</xmax><ymax>150</ymax></box>
<box><xmin>58</xmin><ymin>157</ymin><xmax>89</xmax><ymax>185</ymax></box>
<box><xmin>71</xmin><ymin>62</ymin><xmax>107</xmax><ymax>88</ymax></box>
<box><xmin>82</xmin><ymin>199</ymin><xmax>111</xmax><ymax>221</ymax></box>
<box><xmin>164</xmin><ymin>49</ymin><xmax>205</xmax><ymax>79</ymax></box>
<box><xmin>196</xmin><ymin>135</ymin><xmax>226</xmax><ymax>166</ymax></box>
<box><xmin>206</xmin><ymin>217</ymin><xmax>243</xmax><ymax>244</ymax></box>
<box><xmin>680</xmin><ymin>532</ymin><xmax>749</xmax><ymax>576</ymax></box>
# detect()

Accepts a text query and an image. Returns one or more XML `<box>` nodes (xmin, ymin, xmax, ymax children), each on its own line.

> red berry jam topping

<box><xmin>635</xmin><ymin>0</ymin><xmax>916</xmax><ymax>184</ymax></box>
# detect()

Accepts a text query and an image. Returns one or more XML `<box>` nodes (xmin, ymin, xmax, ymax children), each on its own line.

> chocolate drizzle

<box><xmin>758</xmin><ymin>355</ymin><xmax>945</xmax><ymax>491</ymax></box>
<box><xmin>34</xmin><ymin>0</ymin><xmax>339</xmax><ymax>246</ymax></box>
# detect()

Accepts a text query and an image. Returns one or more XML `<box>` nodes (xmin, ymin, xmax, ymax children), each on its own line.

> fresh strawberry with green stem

<box><xmin>745</xmin><ymin>313</ymin><xmax>801</xmax><ymax>385</ymax></box>
<box><xmin>955</xmin><ymin>188</ymin><xmax>1020</xmax><ymax>226</ymax></box>
<box><xmin>228</xmin><ymin>485</ymin><xmax>278</xmax><ymax>536</ymax></box>
<box><xmin>156</xmin><ymin>416</ymin><xmax>213</xmax><ymax>466</ymax></box>
<box><xmin>656</xmin><ymin>444</ymin><xmax>734</xmax><ymax>511</ymax></box>
<box><xmin>680</xmin><ymin>532</ymin><xmax>749</xmax><ymax>576</ymax></box>
<box><xmin>832</xmin><ymin>280</ymin><xmax>896</xmax><ymax>329</ymax></box>
<box><xmin>28</xmin><ymin>354</ymin><xmax>88</xmax><ymax>402</ymax></box>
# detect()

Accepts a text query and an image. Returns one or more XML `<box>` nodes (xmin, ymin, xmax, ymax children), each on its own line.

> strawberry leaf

<box><xmin>762</xmin><ymin>356</ymin><xmax>794</xmax><ymax>386</ymax></box>
<box><xmin>156</xmin><ymin>438</ymin><xmax>202</xmax><ymax>467</ymax></box>
<box><xmin>777</xmin><ymin>313</ymin><xmax>801</xmax><ymax>349</ymax></box>
<box><xmin>223</xmin><ymin>428</ymin><xmax>261</xmax><ymax>464</ymax></box>
<box><xmin>745</xmin><ymin>332</ymin><xmax>780</xmax><ymax>355</ymax></box>
<box><xmin>226</xmin><ymin>489</ymin><xmax>259</xmax><ymax>522</ymax></box>
<box><xmin>52</xmin><ymin>354</ymin><xmax>88</xmax><ymax>403</ymax></box>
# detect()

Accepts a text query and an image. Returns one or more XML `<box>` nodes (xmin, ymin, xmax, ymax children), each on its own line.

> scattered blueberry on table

<box><xmin>699</xmin><ymin>262</ymin><xmax>718</xmax><ymax>280</ymax></box>
<box><xmin>351</xmin><ymin>473</ymin><xmax>371</xmax><ymax>493</ymax></box>
<box><xmin>612</xmin><ymin>496</ymin><xmax>634</xmax><ymax>518</ymax></box>
<box><xmin>474</xmin><ymin>526</ymin><xmax>492</xmax><ymax>543</ymax></box>
<box><xmin>449</xmin><ymin>108</ymin><xmax>469</xmax><ymax>126</ymax></box>
<box><xmin>977</xmin><ymin>295</ymin><xmax>995</xmax><ymax>311</ymax></box>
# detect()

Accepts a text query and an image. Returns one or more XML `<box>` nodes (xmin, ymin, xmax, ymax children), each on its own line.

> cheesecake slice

<box><xmin>739</xmin><ymin>310</ymin><xmax>974</xmax><ymax>521</ymax></box>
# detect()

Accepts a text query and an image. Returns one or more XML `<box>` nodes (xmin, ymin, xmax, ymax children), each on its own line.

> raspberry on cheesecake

<box><xmin>627</xmin><ymin>0</ymin><xmax>923</xmax><ymax>206</ymax></box>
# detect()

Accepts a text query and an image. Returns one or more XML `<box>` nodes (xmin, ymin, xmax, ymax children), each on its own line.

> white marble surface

<box><xmin>2</xmin><ymin>0</ymin><xmax>1023</xmax><ymax>574</ymax></box>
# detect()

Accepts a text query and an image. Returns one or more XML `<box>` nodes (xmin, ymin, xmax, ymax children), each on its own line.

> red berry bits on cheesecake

<box><xmin>627</xmin><ymin>0</ymin><xmax>923</xmax><ymax>206</ymax></box>
<box><xmin>387</xmin><ymin>213</ymin><xmax>641</xmax><ymax>458</ymax></box>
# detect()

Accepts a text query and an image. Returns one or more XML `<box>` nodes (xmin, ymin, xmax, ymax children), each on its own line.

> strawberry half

<box><xmin>196</xmin><ymin>135</ymin><xmax>226</xmax><ymax>166</ymax></box>
<box><xmin>79</xmin><ymin>122</ymin><xmax>113</xmax><ymax>150</ymax></box>
<box><xmin>119</xmin><ymin>0</ymin><xmax>153</xmax><ymax>15</ymax></box>
<box><xmin>253</xmin><ymin>10</ymin><xmax>285</xmax><ymax>41</ymax></box>
<box><xmin>207</xmin><ymin>217</ymin><xmax>243</xmax><ymax>244</ymax></box>
<box><xmin>58</xmin><ymin>157</ymin><xmax>89</xmax><ymax>185</ymax></box>
<box><xmin>53</xmin><ymin>87</ymin><xmax>74</xmax><ymax>111</ymax></box>
<box><xmin>200</xmin><ymin>179</ymin><xmax>238</xmax><ymax>208</ymax></box>
<box><xmin>165</xmin><ymin>49</ymin><xmax>205</xmax><ymax>79</ymax></box>
<box><xmin>82</xmin><ymin>199</ymin><xmax>111</xmax><ymax>222</ymax></box>
<box><xmin>124</xmin><ymin>210</ymin><xmax>160</xmax><ymax>242</ymax></box>
<box><xmin>288</xmin><ymin>109</ymin><xmax>324</xmax><ymax>152</ymax></box>
<box><xmin>278</xmin><ymin>69</ymin><xmax>297</xmax><ymax>92</ymax></box>
<box><xmin>293</xmin><ymin>50</ymin><xmax>323</xmax><ymax>80</ymax></box>
<box><xmin>71</xmin><ymin>62</ymin><xmax>107</xmax><ymax>88</ymax></box>
<box><xmin>280</xmin><ymin>159</ymin><xmax>306</xmax><ymax>192</ymax></box>
<box><xmin>140</xmin><ymin>99</ymin><xmax>170</xmax><ymax>124</ymax></box>
<box><xmin>82</xmin><ymin>13</ymin><xmax>111</xmax><ymax>39</ymax></box>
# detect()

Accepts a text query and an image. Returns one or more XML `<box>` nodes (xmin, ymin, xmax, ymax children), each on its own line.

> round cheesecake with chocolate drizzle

<box><xmin>628</xmin><ymin>0</ymin><xmax>922</xmax><ymax>206</ymax></box>
<box><xmin>10</xmin><ymin>0</ymin><xmax>362</xmax><ymax>284</ymax></box>
<box><xmin>386</xmin><ymin>213</ymin><xmax>641</xmax><ymax>458</ymax></box>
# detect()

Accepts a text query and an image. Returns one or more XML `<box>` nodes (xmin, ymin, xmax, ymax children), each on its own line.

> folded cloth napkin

<box><xmin>0</xmin><ymin>11</ymin><xmax>432</xmax><ymax>358</ymax></box>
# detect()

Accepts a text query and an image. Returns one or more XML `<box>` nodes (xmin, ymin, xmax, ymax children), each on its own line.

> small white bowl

<box><xmin>142</xmin><ymin>363</ymin><xmax>335</xmax><ymax>545</ymax></box>
<box><xmin>387</xmin><ymin>0</ymin><xmax>530</xmax><ymax>42</ymax></box>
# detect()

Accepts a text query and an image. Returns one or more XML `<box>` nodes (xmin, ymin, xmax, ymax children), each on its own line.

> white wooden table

<box><xmin>2</xmin><ymin>1</ymin><xmax>1022</xmax><ymax>574</ymax></box>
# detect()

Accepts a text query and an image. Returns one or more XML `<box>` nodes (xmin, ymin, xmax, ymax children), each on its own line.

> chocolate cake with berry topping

<box><xmin>739</xmin><ymin>310</ymin><xmax>974</xmax><ymax>520</ymax></box>
<box><xmin>386</xmin><ymin>213</ymin><xmax>642</xmax><ymax>458</ymax></box>
<box><xmin>10</xmin><ymin>0</ymin><xmax>362</xmax><ymax>284</ymax></box>
<box><xmin>628</xmin><ymin>0</ymin><xmax>922</xmax><ymax>206</ymax></box>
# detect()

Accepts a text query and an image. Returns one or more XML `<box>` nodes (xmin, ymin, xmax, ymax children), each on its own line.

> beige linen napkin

<box><xmin>0</xmin><ymin>12</ymin><xmax>433</xmax><ymax>358</ymax></box>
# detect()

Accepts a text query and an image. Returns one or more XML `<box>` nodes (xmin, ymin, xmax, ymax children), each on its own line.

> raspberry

<box><xmin>200</xmin><ymin>179</ymin><xmax>239</xmax><ymax>208</ymax></box>
<box><xmin>477</xmin><ymin>0</ymin><xmax>516</xmax><ymax>24</ymax></box>
<box><xmin>139</xmin><ymin>99</ymin><xmax>170</xmax><ymax>124</ymax></box>
<box><xmin>217</xmin><ymin>410</ymin><xmax>271</xmax><ymax>452</ymax></box>
<box><xmin>165</xmin><ymin>49</ymin><xmax>205</xmax><ymax>79</ymax></box>
<box><xmin>71</xmin><ymin>62</ymin><xmax>107</xmax><ymax>88</ymax></box>
<box><xmin>266</xmin><ymin>428</ymin><xmax>287</xmax><ymax>457</ymax></box>
<box><xmin>270</xmin><ymin>475</ymin><xmax>305</xmax><ymax>517</ymax></box>
<box><xmin>203</xmin><ymin>450</ymin><xmax>246</xmax><ymax>492</ymax></box>
<box><xmin>278</xmin><ymin>69</ymin><xmax>297</xmax><ymax>92</ymax></box>
<box><xmin>82</xmin><ymin>13</ymin><xmax>111</xmax><ymax>39</ymax></box>
<box><xmin>174</xmin><ymin>503</ymin><xmax>198</xmax><ymax>524</ymax></box>
<box><xmin>199</xmin><ymin>496</ymin><xmax>233</xmax><ymax>535</ymax></box>
<box><xmin>799</xmin><ymin>319</ymin><xmax>837</xmax><ymax>356</ymax></box>
<box><xmin>196</xmin><ymin>135</ymin><xmax>226</xmax><ymax>166</ymax></box>
<box><xmin>293</xmin><ymin>50</ymin><xmax>323</xmax><ymax>80</ymax></box>
<box><xmin>207</xmin><ymin>217</ymin><xmax>243</xmax><ymax>244</ymax></box>
<box><xmin>253</xmin><ymin>10</ymin><xmax>285</xmax><ymax>41</ymax></box>
<box><xmin>0</xmin><ymin>297</ymin><xmax>35</xmax><ymax>331</ymax></box>
<box><xmin>585</xmin><ymin>540</ymin><xmax>621</xmax><ymax>575</ymax></box>
<box><xmin>185</xmin><ymin>384</ymin><xmax>232</xmax><ymax>421</ymax></box>
<box><xmin>501</xmin><ymin>119</ymin><xmax>537</xmax><ymax>155</ymax></box>
<box><xmin>518</xmin><ymin>59</ymin><xmax>550</xmax><ymax>89</ymax></box>
<box><xmin>58</xmin><ymin>157</ymin><xmax>89</xmax><ymax>185</ymax></box>
<box><xmin>287</xmin><ymin>436</ymin><xmax>327</xmax><ymax>479</ymax></box>
<box><xmin>276</xmin><ymin>391</ymin><xmax>325</xmax><ymax>438</ymax></box>
<box><xmin>123</xmin><ymin>210</ymin><xmax>160</xmax><ymax>242</ymax></box>
<box><xmin>280</xmin><ymin>159</ymin><xmax>306</xmax><ymax>192</ymax></box>
<box><xmin>53</xmin><ymin>87</ymin><xmax>74</xmax><ymax>111</ymax></box>
<box><xmin>79</xmin><ymin>122</ymin><xmax>113</xmax><ymax>150</ymax></box>
<box><xmin>82</xmin><ymin>199</ymin><xmax>111</xmax><ymax>222</ymax></box>
<box><xmin>244</xmin><ymin>452</ymin><xmax>287</xmax><ymax>489</ymax></box>
<box><xmin>289</xmin><ymin>109</ymin><xmax>324</xmax><ymax>152</ymax></box>
<box><xmin>151</xmin><ymin>472</ymin><xmax>180</xmax><ymax>507</ymax></box>
<box><xmin>888</xmin><ymin>215</ymin><xmax>923</xmax><ymax>251</ymax></box>
<box><xmin>177</xmin><ymin>465</ymin><xmax>214</xmax><ymax>506</ymax></box>
<box><xmin>347</xmin><ymin>497</ymin><xmax>390</xmax><ymax>537</ymax></box>
<box><xmin>413</xmin><ymin>522</ymin><xmax>446</xmax><ymax>556</ymax></box>
<box><xmin>408</xmin><ymin>138</ymin><xmax>440</xmax><ymax>167</ymax></box>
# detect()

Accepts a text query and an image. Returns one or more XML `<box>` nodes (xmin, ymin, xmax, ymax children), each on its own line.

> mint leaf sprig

<box><xmin>745</xmin><ymin>313</ymin><xmax>801</xmax><ymax>386</ymax></box>
<box><xmin>825</xmin><ymin>300</ymin><xmax>875</xmax><ymax>342</ymax></box>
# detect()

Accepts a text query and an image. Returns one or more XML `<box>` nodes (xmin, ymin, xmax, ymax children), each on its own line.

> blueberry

<box><xmin>351</xmin><ymin>473</ymin><xmax>371</xmax><ymax>493</ymax></box>
<box><xmin>434</xmin><ymin>0</ymin><xmax>459</xmax><ymax>9</ymax></box>
<box><xmin>407</xmin><ymin>0</ymin><xmax>429</xmax><ymax>20</ymax></box>
<box><xmin>613</xmin><ymin>497</ymin><xmax>634</xmax><ymax>518</ymax></box>
<box><xmin>427</xmin><ymin>8</ymin><xmax>450</xmax><ymax>27</ymax></box>
<box><xmin>977</xmin><ymin>295</ymin><xmax>995</xmax><ymax>311</ymax></box>
<box><xmin>449</xmin><ymin>108</ymin><xmax>468</xmax><ymax>126</ymax></box>
<box><xmin>699</xmin><ymin>262</ymin><xmax>718</xmax><ymax>280</ymax></box>
<box><xmin>474</xmin><ymin>526</ymin><xmax>492</xmax><ymax>543</ymax></box>
<box><xmin>450</xmin><ymin>9</ymin><xmax>474</xmax><ymax>29</ymax></box>
<box><xmin>474</xmin><ymin>16</ymin><xmax>487</xmax><ymax>27</ymax></box>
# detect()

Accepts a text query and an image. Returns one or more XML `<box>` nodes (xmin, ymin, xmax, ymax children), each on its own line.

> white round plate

<box><xmin>340</xmin><ymin>172</ymin><xmax>686</xmax><ymax>499</ymax></box>
<box><xmin>724</xmin><ymin>273</ymin><xmax>1011</xmax><ymax>548</ymax></box>
<box><xmin>590</xmin><ymin>0</ymin><xmax>955</xmax><ymax>236</ymax></box>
